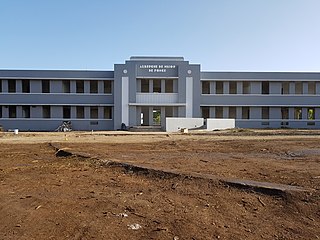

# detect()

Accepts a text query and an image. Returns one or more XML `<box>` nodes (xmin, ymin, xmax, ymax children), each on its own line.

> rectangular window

<box><xmin>42</xmin><ymin>80</ymin><xmax>50</xmax><ymax>93</ymax></box>
<box><xmin>216</xmin><ymin>82</ymin><xmax>223</xmax><ymax>94</ymax></box>
<box><xmin>22</xmin><ymin>106</ymin><xmax>30</xmax><ymax>118</ymax></box>
<box><xmin>63</xmin><ymin>106</ymin><xmax>71</xmax><ymax>119</ymax></box>
<box><xmin>308</xmin><ymin>108</ymin><xmax>315</xmax><ymax>120</ymax></box>
<box><xmin>43</xmin><ymin>106</ymin><xmax>51</xmax><ymax>118</ymax></box>
<box><xmin>202</xmin><ymin>81</ymin><xmax>210</xmax><ymax>94</ymax></box>
<box><xmin>76</xmin><ymin>106</ymin><xmax>85</xmax><ymax>119</ymax></box>
<box><xmin>295</xmin><ymin>82</ymin><xmax>302</xmax><ymax>94</ymax></box>
<box><xmin>243</xmin><ymin>82</ymin><xmax>250</xmax><ymax>94</ymax></box>
<box><xmin>0</xmin><ymin>80</ymin><xmax>2</xmax><ymax>92</ymax></box>
<box><xmin>22</xmin><ymin>80</ymin><xmax>30</xmax><ymax>93</ymax></box>
<box><xmin>242</xmin><ymin>107</ymin><xmax>250</xmax><ymax>119</ymax></box>
<box><xmin>90</xmin><ymin>80</ymin><xmax>98</xmax><ymax>93</ymax></box>
<box><xmin>308</xmin><ymin>82</ymin><xmax>316</xmax><ymax>94</ymax></box>
<box><xmin>201</xmin><ymin>107</ymin><xmax>210</xmax><ymax>119</ymax></box>
<box><xmin>9</xmin><ymin>106</ymin><xmax>16</xmax><ymax>118</ymax></box>
<box><xmin>215</xmin><ymin>107</ymin><xmax>223</xmax><ymax>118</ymax></box>
<box><xmin>104</xmin><ymin>107</ymin><xmax>112</xmax><ymax>119</ymax></box>
<box><xmin>229</xmin><ymin>82</ymin><xmax>237</xmax><ymax>94</ymax></box>
<box><xmin>294</xmin><ymin>107</ymin><xmax>302</xmax><ymax>120</ymax></box>
<box><xmin>141</xmin><ymin>79</ymin><xmax>149</xmax><ymax>93</ymax></box>
<box><xmin>281</xmin><ymin>82</ymin><xmax>289</xmax><ymax>94</ymax></box>
<box><xmin>262</xmin><ymin>81</ymin><xmax>269</xmax><ymax>94</ymax></box>
<box><xmin>262</xmin><ymin>107</ymin><xmax>269</xmax><ymax>119</ymax></box>
<box><xmin>281</xmin><ymin>107</ymin><xmax>289</xmax><ymax>119</ymax></box>
<box><xmin>0</xmin><ymin>106</ymin><xmax>2</xmax><ymax>118</ymax></box>
<box><xmin>153</xmin><ymin>79</ymin><xmax>161</xmax><ymax>93</ymax></box>
<box><xmin>104</xmin><ymin>81</ymin><xmax>112</xmax><ymax>94</ymax></box>
<box><xmin>229</xmin><ymin>107</ymin><xmax>236</xmax><ymax>118</ymax></box>
<box><xmin>8</xmin><ymin>80</ymin><xmax>16</xmax><ymax>93</ymax></box>
<box><xmin>76</xmin><ymin>80</ymin><xmax>84</xmax><ymax>93</ymax></box>
<box><xmin>90</xmin><ymin>107</ymin><xmax>98</xmax><ymax>119</ymax></box>
<box><xmin>165</xmin><ymin>79</ymin><xmax>174</xmax><ymax>93</ymax></box>
<box><xmin>62</xmin><ymin>80</ymin><xmax>70</xmax><ymax>93</ymax></box>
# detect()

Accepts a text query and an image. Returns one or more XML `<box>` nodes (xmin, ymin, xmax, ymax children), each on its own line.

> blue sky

<box><xmin>0</xmin><ymin>0</ymin><xmax>319</xmax><ymax>71</ymax></box>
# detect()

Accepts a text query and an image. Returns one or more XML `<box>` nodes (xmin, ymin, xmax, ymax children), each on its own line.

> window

<box><xmin>215</xmin><ymin>107</ymin><xmax>223</xmax><ymax>118</ymax></box>
<box><xmin>62</xmin><ymin>80</ymin><xmax>70</xmax><ymax>93</ymax></box>
<box><xmin>43</xmin><ymin>106</ymin><xmax>51</xmax><ymax>118</ymax></box>
<box><xmin>104</xmin><ymin>107</ymin><xmax>112</xmax><ymax>119</ymax></box>
<box><xmin>262</xmin><ymin>81</ymin><xmax>269</xmax><ymax>94</ymax></box>
<box><xmin>229</xmin><ymin>82</ymin><xmax>237</xmax><ymax>94</ymax></box>
<box><xmin>201</xmin><ymin>107</ymin><xmax>210</xmax><ymax>119</ymax></box>
<box><xmin>294</xmin><ymin>107</ymin><xmax>302</xmax><ymax>120</ymax></box>
<box><xmin>229</xmin><ymin>107</ymin><xmax>236</xmax><ymax>118</ymax></box>
<box><xmin>262</xmin><ymin>107</ymin><xmax>269</xmax><ymax>119</ymax></box>
<box><xmin>281</xmin><ymin>82</ymin><xmax>289</xmax><ymax>94</ymax></box>
<box><xmin>90</xmin><ymin>107</ymin><xmax>98</xmax><ymax>119</ymax></box>
<box><xmin>281</xmin><ymin>107</ymin><xmax>289</xmax><ymax>119</ymax></box>
<box><xmin>8</xmin><ymin>80</ymin><xmax>16</xmax><ymax>93</ymax></box>
<box><xmin>0</xmin><ymin>106</ymin><xmax>2</xmax><ymax>118</ymax></box>
<box><xmin>0</xmin><ymin>80</ymin><xmax>2</xmax><ymax>92</ymax></box>
<box><xmin>9</xmin><ymin>106</ymin><xmax>16</xmax><ymax>118</ymax></box>
<box><xmin>90</xmin><ymin>81</ymin><xmax>98</xmax><ymax>93</ymax></box>
<box><xmin>76</xmin><ymin>81</ymin><xmax>84</xmax><ymax>93</ymax></box>
<box><xmin>153</xmin><ymin>79</ymin><xmax>161</xmax><ymax>93</ymax></box>
<box><xmin>104</xmin><ymin>81</ymin><xmax>112</xmax><ymax>94</ymax></box>
<box><xmin>308</xmin><ymin>108</ymin><xmax>315</xmax><ymax>120</ymax></box>
<box><xmin>216</xmin><ymin>82</ymin><xmax>223</xmax><ymax>94</ymax></box>
<box><xmin>308</xmin><ymin>82</ymin><xmax>316</xmax><ymax>95</ymax></box>
<box><xmin>76</xmin><ymin>106</ymin><xmax>85</xmax><ymax>119</ymax></box>
<box><xmin>295</xmin><ymin>82</ymin><xmax>302</xmax><ymax>94</ymax></box>
<box><xmin>243</xmin><ymin>82</ymin><xmax>250</xmax><ymax>94</ymax></box>
<box><xmin>165</xmin><ymin>79</ymin><xmax>174</xmax><ymax>93</ymax></box>
<box><xmin>202</xmin><ymin>81</ymin><xmax>210</xmax><ymax>94</ymax></box>
<box><xmin>42</xmin><ymin>80</ymin><xmax>50</xmax><ymax>93</ymax></box>
<box><xmin>141</xmin><ymin>79</ymin><xmax>149</xmax><ymax>93</ymax></box>
<box><xmin>22</xmin><ymin>80</ymin><xmax>30</xmax><ymax>93</ymax></box>
<box><xmin>242</xmin><ymin>107</ymin><xmax>250</xmax><ymax>119</ymax></box>
<box><xmin>63</xmin><ymin>106</ymin><xmax>71</xmax><ymax>119</ymax></box>
<box><xmin>22</xmin><ymin>106</ymin><xmax>30</xmax><ymax>118</ymax></box>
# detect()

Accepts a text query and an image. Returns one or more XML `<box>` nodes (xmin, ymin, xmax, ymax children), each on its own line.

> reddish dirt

<box><xmin>0</xmin><ymin>131</ymin><xmax>319</xmax><ymax>239</ymax></box>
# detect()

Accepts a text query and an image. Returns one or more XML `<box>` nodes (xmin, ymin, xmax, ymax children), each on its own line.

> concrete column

<box><xmin>210</xmin><ymin>81</ymin><xmax>216</xmax><ymax>94</ymax></box>
<box><xmin>98</xmin><ymin>81</ymin><xmax>104</xmax><ymax>94</ymax></box>
<box><xmin>3</xmin><ymin>80</ymin><xmax>8</xmax><ymax>92</ymax></box>
<box><xmin>250</xmin><ymin>107</ymin><xmax>260</xmax><ymax>119</ymax></box>
<box><xmin>31</xmin><ymin>80</ymin><xmax>41</xmax><ymax>93</ymax></box>
<box><xmin>223</xmin><ymin>82</ymin><xmax>229</xmax><ymax>94</ymax></box>
<box><xmin>149</xmin><ymin>107</ymin><xmax>153</xmax><ymax>125</ymax></box>
<box><xmin>237</xmin><ymin>82</ymin><xmax>243</xmax><ymax>94</ymax></box>
<box><xmin>251</xmin><ymin>82</ymin><xmax>261</xmax><ymax>94</ymax></box>
<box><xmin>302</xmin><ymin>108</ymin><xmax>308</xmax><ymax>120</ymax></box>
<box><xmin>161</xmin><ymin>107</ymin><xmax>166</xmax><ymax>125</ymax></box>
<box><xmin>289</xmin><ymin>82</ymin><xmax>295</xmax><ymax>94</ymax></box>
<box><xmin>16</xmin><ymin>106</ymin><xmax>22</xmax><ymax>118</ymax></box>
<box><xmin>149</xmin><ymin>80</ymin><xmax>153</xmax><ymax>93</ymax></box>
<box><xmin>303</xmin><ymin>82</ymin><xmax>308</xmax><ymax>95</ymax></box>
<box><xmin>186</xmin><ymin>77</ymin><xmax>193</xmax><ymax>117</ymax></box>
<box><xmin>84</xmin><ymin>81</ymin><xmax>90</xmax><ymax>94</ymax></box>
<box><xmin>316</xmin><ymin>82</ymin><xmax>320</xmax><ymax>95</ymax></box>
<box><xmin>16</xmin><ymin>80</ymin><xmax>22</xmax><ymax>93</ymax></box>
<box><xmin>289</xmin><ymin>107</ymin><xmax>294</xmax><ymax>120</ymax></box>
<box><xmin>136</xmin><ymin>107</ymin><xmax>141</xmax><ymax>126</ymax></box>
<box><xmin>136</xmin><ymin>79</ymin><xmax>141</xmax><ymax>92</ymax></box>
<box><xmin>173</xmin><ymin>80</ymin><xmax>178</xmax><ymax>93</ymax></box>
<box><xmin>223</xmin><ymin>107</ymin><xmax>228</xmax><ymax>118</ymax></box>
<box><xmin>3</xmin><ymin>106</ymin><xmax>9</xmax><ymax>118</ymax></box>
<box><xmin>236</xmin><ymin>107</ymin><xmax>242</xmax><ymax>119</ymax></box>
<box><xmin>71</xmin><ymin>106</ymin><xmax>76</xmax><ymax>119</ymax></box>
<box><xmin>209</xmin><ymin>107</ymin><xmax>215</xmax><ymax>118</ymax></box>
<box><xmin>270</xmin><ymin>107</ymin><xmax>281</xmax><ymax>120</ymax></box>
<box><xmin>161</xmin><ymin>80</ymin><xmax>165</xmax><ymax>93</ymax></box>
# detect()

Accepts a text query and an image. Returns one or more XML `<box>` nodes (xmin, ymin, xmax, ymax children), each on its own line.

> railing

<box><xmin>136</xmin><ymin>93</ymin><xmax>179</xmax><ymax>104</ymax></box>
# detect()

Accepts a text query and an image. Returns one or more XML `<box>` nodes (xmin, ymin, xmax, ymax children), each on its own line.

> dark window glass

<box><xmin>76</xmin><ymin>81</ymin><xmax>84</xmax><ymax>93</ymax></box>
<box><xmin>90</xmin><ymin>107</ymin><xmax>98</xmax><ymax>119</ymax></box>
<box><xmin>153</xmin><ymin>79</ymin><xmax>161</xmax><ymax>93</ymax></box>
<box><xmin>9</xmin><ymin>106</ymin><xmax>16</xmax><ymax>118</ymax></box>
<box><xmin>22</xmin><ymin>80</ymin><xmax>30</xmax><ymax>93</ymax></box>
<box><xmin>63</xmin><ymin>106</ymin><xmax>71</xmax><ymax>119</ymax></box>
<box><xmin>141</xmin><ymin>79</ymin><xmax>149</xmax><ymax>93</ymax></box>
<box><xmin>216</xmin><ymin>82</ymin><xmax>223</xmax><ymax>94</ymax></box>
<box><xmin>104</xmin><ymin>107</ymin><xmax>112</xmax><ymax>119</ymax></box>
<box><xmin>43</xmin><ymin>106</ymin><xmax>51</xmax><ymax>118</ymax></box>
<box><xmin>104</xmin><ymin>81</ymin><xmax>112</xmax><ymax>94</ymax></box>
<box><xmin>201</xmin><ymin>107</ymin><xmax>210</xmax><ymax>119</ymax></box>
<box><xmin>76</xmin><ymin>106</ymin><xmax>85</xmax><ymax>119</ymax></box>
<box><xmin>22</xmin><ymin>106</ymin><xmax>30</xmax><ymax>118</ymax></box>
<box><xmin>90</xmin><ymin>81</ymin><xmax>98</xmax><ymax>93</ymax></box>
<box><xmin>42</xmin><ymin>80</ymin><xmax>50</xmax><ymax>93</ymax></box>
<box><xmin>202</xmin><ymin>81</ymin><xmax>210</xmax><ymax>94</ymax></box>
<box><xmin>262</xmin><ymin>82</ymin><xmax>269</xmax><ymax>94</ymax></box>
<box><xmin>8</xmin><ymin>80</ymin><xmax>16</xmax><ymax>93</ymax></box>
<box><xmin>62</xmin><ymin>80</ymin><xmax>70</xmax><ymax>93</ymax></box>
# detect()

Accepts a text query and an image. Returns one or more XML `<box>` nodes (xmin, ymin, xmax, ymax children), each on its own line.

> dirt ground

<box><xmin>0</xmin><ymin>130</ymin><xmax>319</xmax><ymax>240</ymax></box>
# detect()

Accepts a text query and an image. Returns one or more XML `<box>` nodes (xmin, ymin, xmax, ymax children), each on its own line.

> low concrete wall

<box><xmin>206</xmin><ymin>119</ymin><xmax>235</xmax><ymax>131</ymax></box>
<box><xmin>166</xmin><ymin>118</ymin><xmax>204</xmax><ymax>132</ymax></box>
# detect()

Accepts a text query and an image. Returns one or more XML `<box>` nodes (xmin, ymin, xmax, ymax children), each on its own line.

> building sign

<box><xmin>137</xmin><ymin>64</ymin><xmax>178</xmax><ymax>77</ymax></box>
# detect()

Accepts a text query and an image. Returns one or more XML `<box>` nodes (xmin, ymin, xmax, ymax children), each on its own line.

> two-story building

<box><xmin>0</xmin><ymin>56</ymin><xmax>320</xmax><ymax>131</ymax></box>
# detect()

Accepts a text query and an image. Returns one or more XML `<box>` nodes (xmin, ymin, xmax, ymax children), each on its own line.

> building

<box><xmin>0</xmin><ymin>56</ymin><xmax>320</xmax><ymax>131</ymax></box>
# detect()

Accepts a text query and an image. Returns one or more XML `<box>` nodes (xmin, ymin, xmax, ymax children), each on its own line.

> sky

<box><xmin>0</xmin><ymin>0</ymin><xmax>320</xmax><ymax>71</ymax></box>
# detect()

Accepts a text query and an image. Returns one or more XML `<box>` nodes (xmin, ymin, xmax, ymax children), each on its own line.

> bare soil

<box><xmin>0</xmin><ymin>130</ymin><xmax>319</xmax><ymax>239</ymax></box>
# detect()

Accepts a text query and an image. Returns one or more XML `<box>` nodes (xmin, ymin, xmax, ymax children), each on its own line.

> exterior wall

<box><xmin>1</xmin><ymin>58</ymin><xmax>320</xmax><ymax>131</ymax></box>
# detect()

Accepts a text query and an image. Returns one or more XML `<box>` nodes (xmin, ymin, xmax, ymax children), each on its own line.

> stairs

<box><xmin>129</xmin><ymin>126</ymin><xmax>163</xmax><ymax>132</ymax></box>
